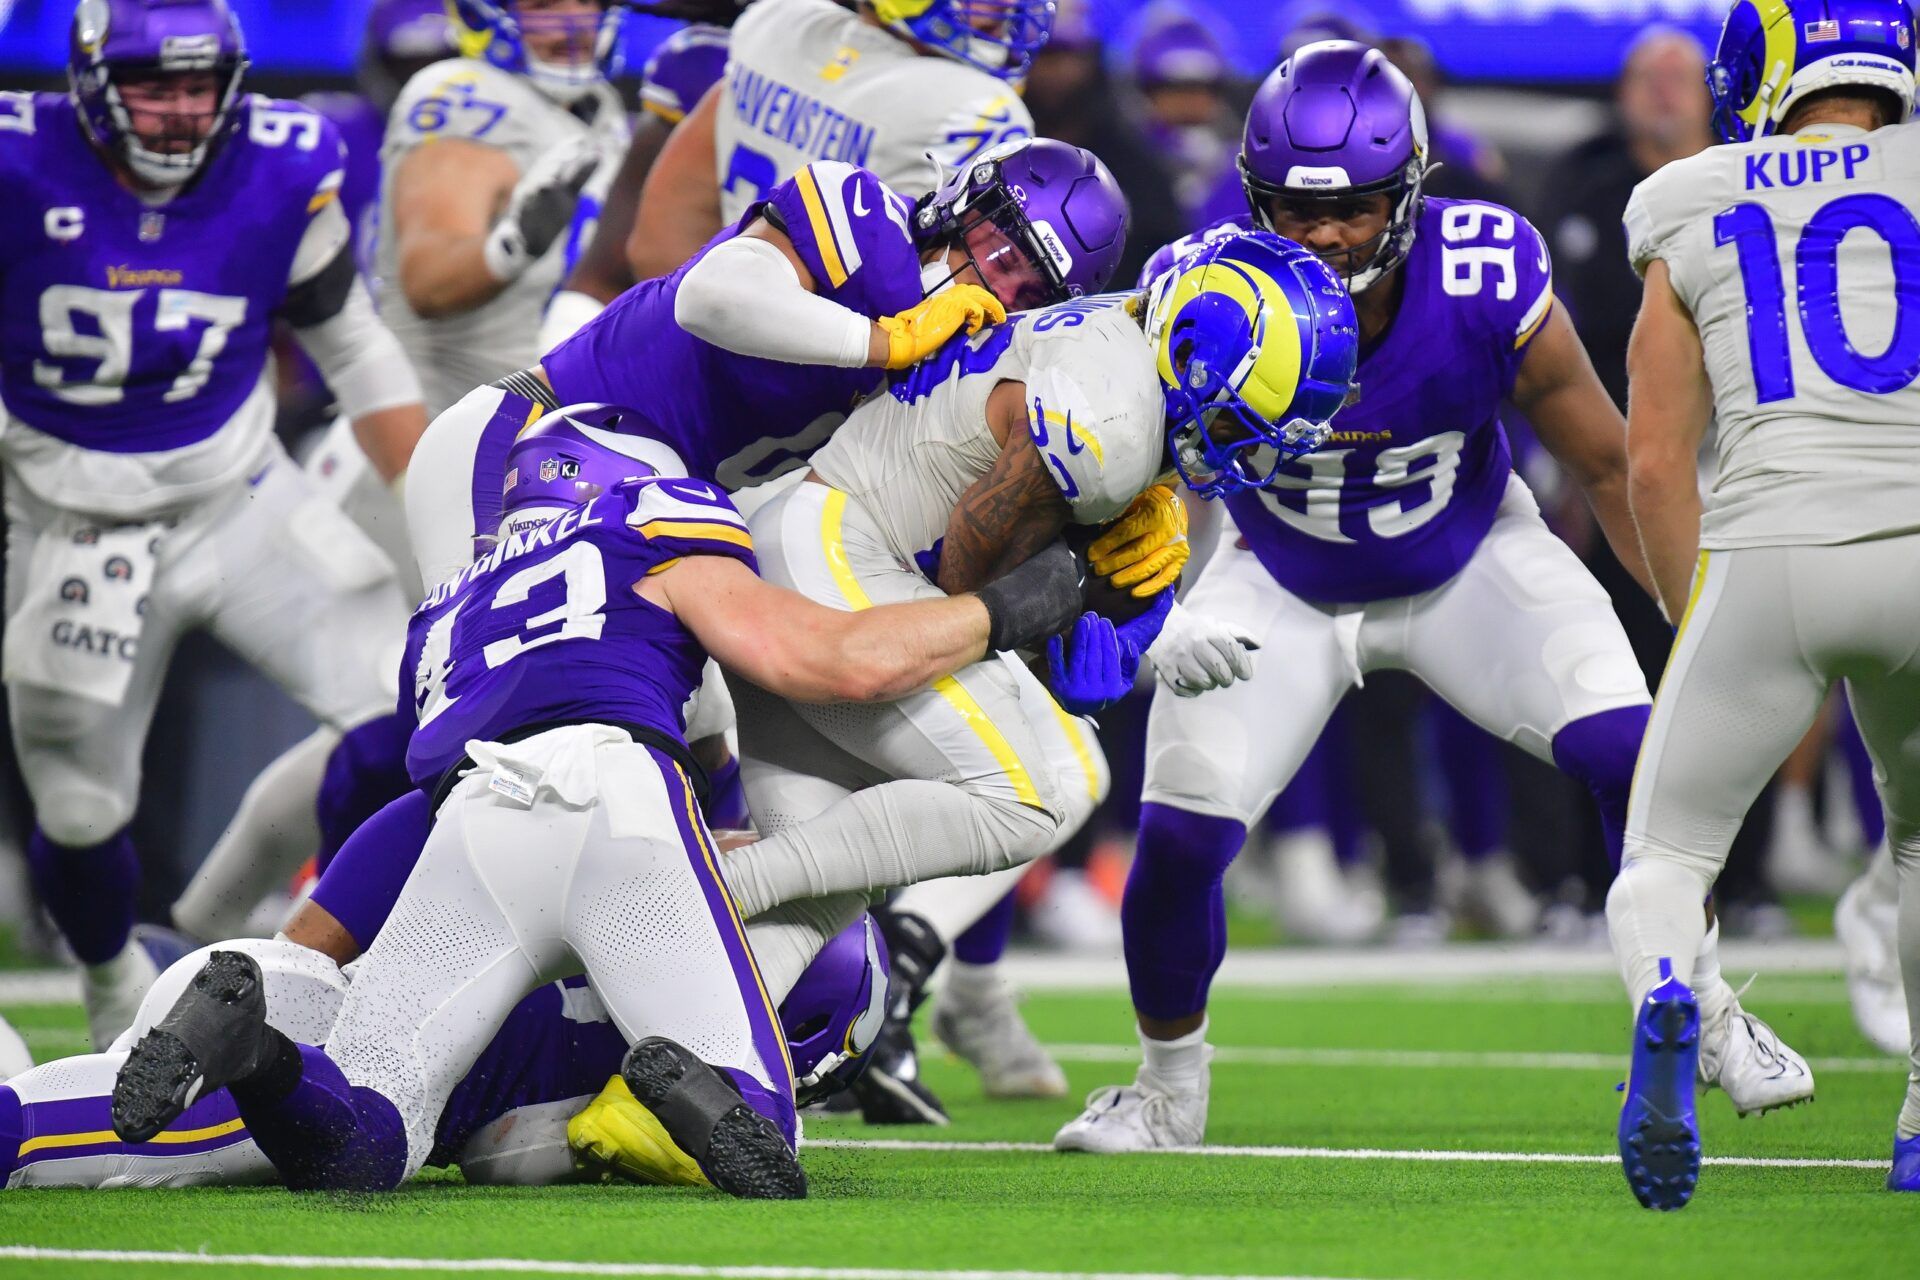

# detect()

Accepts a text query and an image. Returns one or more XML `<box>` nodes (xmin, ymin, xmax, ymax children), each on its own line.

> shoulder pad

<box><xmin>623</xmin><ymin>476</ymin><xmax>757</xmax><ymax>566</ymax></box>
<box><xmin>389</xmin><ymin>58</ymin><xmax>537</xmax><ymax>149</ymax></box>
<box><xmin>768</xmin><ymin>162</ymin><xmax>916</xmax><ymax>291</ymax></box>
<box><xmin>1025</xmin><ymin>312</ymin><xmax>1165</xmax><ymax>525</ymax></box>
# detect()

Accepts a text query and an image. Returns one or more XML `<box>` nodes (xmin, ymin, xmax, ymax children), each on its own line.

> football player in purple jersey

<box><xmin>1</xmin><ymin>916</ymin><xmax>887</xmax><ymax>1191</ymax></box>
<box><xmin>1053</xmin><ymin>39</ymin><xmax>1763</xmax><ymax>1153</ymax></box>
<box><xmin>112</xmin><ymin>403</ymin><xmax>1106</xmax><ymax>1198</ymax></box>
<box><xmin>403</xmin><ymin>137</ymin><xmax>1129</xmax><ymax>591</ymax></box>
<box><xmin>0</xmin><ymin>0</ymin><xmax>429</xmax><ymax>1049</ymax></box>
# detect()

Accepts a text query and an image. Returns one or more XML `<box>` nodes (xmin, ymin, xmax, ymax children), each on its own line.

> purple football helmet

<box><xmin>915</xmin><ymin>138</ymin><xmax>1131</xmax><ymax>311</ymax></box>
<box><xmin>359</xmin><ymin>0</ymin><xmax>456</xmax><ymax>111</ymax></box>
<box><xmin>501</xmin><ymin>404</ymin><xmax>685</xmax><ymax>531</ymax></box>
<box><xmin>69</xmin><ymin>0</ymin><xmax>250</xmax><ymax>189</ymax></box>
<box><xmin>1239</xmin><ymin>40</ymin><xmax>1429</xmax><ymax>294</ymax></box>
<box><xmin>780</xmin><ymin>914</ymin><xmax>890</xmax><ymax>1106</ymax></box>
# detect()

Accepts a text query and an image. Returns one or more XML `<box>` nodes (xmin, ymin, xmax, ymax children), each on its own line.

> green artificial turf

<box><xmin>0</xmin><ymin>970</ymin><xmax>1909</xmax><ymax>1280</ymax></box>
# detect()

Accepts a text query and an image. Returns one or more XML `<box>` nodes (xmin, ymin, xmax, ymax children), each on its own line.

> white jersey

<box><xmin>716</xmin><ymin>0</ymin><xmax>1032</xmax><ymax>222</ymax></box>
<box><xmin>375</xmin><ymin>59</ymin><xmax>628</xmax><ymax>416</ymax></box>
<box><xmin>809</xmin><ymin>296</ymin><xmax>1166</xmax><ymax>565</ymax></box>
<box><xmin>1625</xmin><ymin>120</ymin><xmax>1920</xmax><ymax>549</ymax></box>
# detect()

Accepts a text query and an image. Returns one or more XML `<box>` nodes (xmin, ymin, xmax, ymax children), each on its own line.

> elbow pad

<box><xmin>675</xmin><ymin>236</ymin><xmax>872</xmax><ymax>368</ymax></box>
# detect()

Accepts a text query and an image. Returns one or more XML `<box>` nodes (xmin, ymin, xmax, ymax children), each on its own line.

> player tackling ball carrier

<box><xmin>1608</xmin><ymin>0</ymin><xmax>1920</xmax><ymax>1208</ymax></box>
<box><xmin>112</xmin><ymin>404</ymin><xmax>1103</xmax><ymax>1199</ymax></box>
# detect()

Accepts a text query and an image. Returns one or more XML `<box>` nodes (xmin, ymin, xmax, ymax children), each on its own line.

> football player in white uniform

<box><xmin>708</xmin><ymin>227</ymin><xmax>1358</xmax><ymax>1122</ymax></box>
<box><xmin>1608</xmin><ymin>0</ymin><xmax>1920</xmax><ymax>1208</ymax></box>
<box><xmin>376</xmin><ymin>0</ymin><xmax>630</xmax><ymax>416</ymax></box>
<box><xmin>0</xmin><ymin>1</ymin><xmax>424</xmax><ymax>1047</ymax></box>
<box><xmin>627</xmin><ymin>0</ymin><xmax>1043</xmax><ymax>281</ymax></box>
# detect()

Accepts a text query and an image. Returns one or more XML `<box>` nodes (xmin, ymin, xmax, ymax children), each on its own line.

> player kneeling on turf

<box><xmin>111</xmin><ymin>404</ymin><xmax>1100</xmax><ymax>1199</ymax></box>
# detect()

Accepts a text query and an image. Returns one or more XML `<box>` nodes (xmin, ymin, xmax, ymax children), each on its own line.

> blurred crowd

<box><xmin>0</xmin><ymin>0</ymin><xmax>1881</xmax><ymax>956</ymax></box>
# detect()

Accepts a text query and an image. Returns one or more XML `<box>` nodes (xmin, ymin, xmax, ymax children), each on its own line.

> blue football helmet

<box><xmin>69</xmin><ymin>0</ymin><xmax>250</xmax><ymax>188</ymax></box>
<box><xmin>1708</xmin><ymin>0</ymin><xmax>1917</xmax><ymax>143</ymax></box>
<box><xmin>450</xmin><ymin>1</ymin><xmax>624</xmax><ymax>104</ymax></box>
<box><xmin>1146</xmin><ymin>230</ymin><xmax>1359</xmax><ymax>498</ymax></box>
<box><xmin>870</xmin><ymin>0</ymin><xmax>1056</xmax><ymax>81</ymax></box>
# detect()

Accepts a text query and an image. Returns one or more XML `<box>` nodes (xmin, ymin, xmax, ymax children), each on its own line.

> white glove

<box><xmin>483</xmin><ymin>139</ymin><xmax>600</xmax><ymax>283</ymax></box>
<box><xmin>1145</xmin><ymin>600</ymin><xmax>1261</xmax><ymax>697</ymax></box>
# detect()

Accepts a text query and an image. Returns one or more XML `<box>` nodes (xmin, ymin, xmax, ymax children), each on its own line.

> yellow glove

<box><xmin>876</xmin><ymin>284</ymin><xmax>1007</xmax><ymax>369</ymax></box>
<box><xmin>1089</xmin><ymin>484</ymin><xmax>1190</xmax><ymax>597</ymax></box>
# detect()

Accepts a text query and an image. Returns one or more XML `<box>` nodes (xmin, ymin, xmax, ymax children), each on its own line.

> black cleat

<box><xmin>849</xmin><ymin>1018</ymin><xmax>950</xmax><ymax>1126</ymax></box>
<box><xmin>111</xmin><ymin>950</ymin><xmax>275</xmax><ymax>1143</ymax></box>
<box><xmin>620</xmin><ymin>1036</ymin><xmax>807</xmax><ymax>1199</ymax></box>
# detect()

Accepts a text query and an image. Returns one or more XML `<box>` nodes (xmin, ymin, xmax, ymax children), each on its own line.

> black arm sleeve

<box><xmin>281</xmin><ymin>243</ymin><xmax>359</xmax><ymax>330</ymax></box>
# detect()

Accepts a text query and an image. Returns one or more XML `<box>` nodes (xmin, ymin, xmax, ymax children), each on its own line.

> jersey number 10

<box><xmin>1716</xmin><ymin>192</ymin><xmax>1920</xmax><ymax>402</ymax></box>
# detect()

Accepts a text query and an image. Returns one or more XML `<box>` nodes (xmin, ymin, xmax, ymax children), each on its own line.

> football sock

<box><xmin>703</xmin><ymin>754</ymin><xmax>750</xmax><ymax>830</ymax></box>
<box><xmin>172</xmin><ymin>729</ymin><xmax>333</xmax><ymax>941</ymax></box>
<box><xmin>1606</xmin><ymin>856</ymin><xmax>1712</xmax><ymax>1009</ymax></box>
<box><xmin>1552</xmin><ymin>705</ymin><xmax>1651</xmax><ymax>871</ymax></box>
<box><xmin>718</xmin><ymin>1066</ymin><xmax>798</xmax><ymax>1149</ymax></box>
<box><xmin>1140</xmin><ymin>1019</ymin><xmax>1209</xmax><ymax>1093</ymax></box>
<box><xmin>1692</xmin><ymin>918</ymin><xmax>1735</xmax><ymax>1032</ymax></box>
<box><xmin>945</xmin><ymin>958</ymin><xmax>1002</xmax><ymax>1003</ymax></box>
<box><xmin>232</xmin><ymin>1038</ymin><xmax>408</xmax><ymax>1192</ymax></box>
<box><xmin>952</xmin><ymin>891</ymin><xmax>1018</xmax><ymax>966</ymax></box>
<box><xmin>1433</xmin><ymin>706</ymin><xmax>1506</xmax><ymax>861</ymax></box>
<box><xmin>1122</xmin><ymin>804</ymin><xmax>1244</xmax><ymax>1022</ymax></box>
<box><xmin>28</xmin><ymin>827</ymin><xmax>138</xmax><ymax>965</ymax></box>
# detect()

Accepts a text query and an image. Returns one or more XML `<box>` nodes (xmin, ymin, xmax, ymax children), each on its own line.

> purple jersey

<box><xmin>401</xmin><ymin>476</ymin><xmax>755</xmax><ymax>786</ymax></box>
<box><xmin>1146</xmin><ymin>200</ymin><xmax>1554</xmax><ymax>603</ymax></box>
<box><xmin>641</xmin><ymin>23</ymin><xmax>730</xmax><ymax>124</ymax></box>
<box><xmin>540</xmin><ymin>160</ymin><xmax>923</xmax><ymax>490</ymax></box>
<box><xmin>301</xmin><ymin>90</ymin><xmax>385</xmax><ymax>273</ymax></box>
<box><xmin>0</xmin><ymin>92</ymin><xmax>345</xmax><ymax>454</ymax></box>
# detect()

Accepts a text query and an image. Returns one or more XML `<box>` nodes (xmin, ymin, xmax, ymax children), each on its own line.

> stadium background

<box><xmin>0</xmin><ymin>0</ymin><xmax>1873</xmax><ymax>957</ymax></box>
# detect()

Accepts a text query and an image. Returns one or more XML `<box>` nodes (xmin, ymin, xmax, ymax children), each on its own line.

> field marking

<box><xmin>806</xmin><ymin>1138</ymin><xmax>1888</xmax><ymax>1171</ymax></box>
<box><xmin>0</xmin><ymin>1249</ymin><xmax>1385</xmax><ymax>1280</ymax></box>
<box><xmin>0</xmin><ymin>940</ymin><xmax>1853</xmax><ymax>1005</ymax></box>
<box><xmin>1039</xmin><ymin>1042</ymin><xmax>1904</xmax><ymax>1074</ymax></box>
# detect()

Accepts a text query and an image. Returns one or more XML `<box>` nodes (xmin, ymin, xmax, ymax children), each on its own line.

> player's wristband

<box><xmin>976</xmin><ymin>540</ymin><xmax>1084</xmax><ymax>653</ymax></box>
<box><xmin>483</xmin><ymin>222</ymin><xmax>532</xmax><ymax>284</ymax></box>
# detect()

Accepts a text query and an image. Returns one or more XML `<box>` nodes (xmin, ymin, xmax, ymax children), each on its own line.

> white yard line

<box><xmin>1039</xmin><ymin>1042</ymin><xmax>1903</xmax><ymax>1074</ymax></box>
<box><xmin>0</xmin><ymin>1249</ymin><xmax>1389</xmax><ymax>1280</ymax></box>
<box><xmin>0</xmin><ymin>941</ymin><xmax>1851</xmax><ymax>1006</ymax></box>
<box><xmin>804</xmin><ymin>1138</ymin><xmax>1887</xmax><ymax>1171</ymax></box>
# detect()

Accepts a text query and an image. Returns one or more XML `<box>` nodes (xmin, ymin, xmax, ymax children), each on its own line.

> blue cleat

<box><xmin>1890</xmin><ymin>1132</ymin><xmax>1920</xmax><ymax>1191</ymax></box>
<box><xmin>1619</xmin><ymin>965</ymin><xmax>1702</xmax><ymax>1211</ymax></box>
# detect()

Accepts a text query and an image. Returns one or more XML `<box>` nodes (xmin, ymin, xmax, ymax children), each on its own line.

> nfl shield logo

<box><xmin>138</xmin><ymin>211</ymin><xmax>164</xmax><ymax>242</ymax></box>
<box><xmin>539</xmin><ymin>458</ymin><xmax>560</xmax><ymax>483</ymax></box>
<box><xmin>1901</xmin><ymin>25</ymin><xmax>1911</xmax><ymax>48</ymax></box>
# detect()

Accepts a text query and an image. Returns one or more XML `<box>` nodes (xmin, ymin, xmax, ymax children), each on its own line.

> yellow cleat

<box><xmin>567</xmin><ymin>1074</ymin><xmax>711</xmax><ymax>1187</ymax></box>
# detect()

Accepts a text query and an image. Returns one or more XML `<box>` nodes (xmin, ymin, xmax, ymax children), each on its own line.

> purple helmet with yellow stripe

<box><xmin>1708</xmin><ymin>0</ymin><xmax>1916</xmax><ymax>143</ymax></box>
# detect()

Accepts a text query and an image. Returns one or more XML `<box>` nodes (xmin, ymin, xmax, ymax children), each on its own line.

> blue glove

<box><xmin>1047</xmin><ymin>611</ymin><xmax>1129</xmax><ymax>715</ymax></box>
<box><xmin>1113</xmin><ymin>587</ymin><xmax>1175</xmax><ymax>681</ymax></box>
<box><xmin>913</xmin><ymin>537</ymin><xmax>944</xmax><ymax>582</ymax></box>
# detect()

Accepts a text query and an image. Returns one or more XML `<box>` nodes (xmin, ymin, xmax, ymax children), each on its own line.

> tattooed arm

<box><xmin>934</xmin><ymin>379</ymin><xmax>1071</xmax><ymax>595</ymax></box>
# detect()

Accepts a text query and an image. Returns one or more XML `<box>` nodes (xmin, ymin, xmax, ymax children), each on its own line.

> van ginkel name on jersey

<box><xmin>727</xmin><ymin>64</ymin><xmax>876</xmax><ymax>168</ymax></box>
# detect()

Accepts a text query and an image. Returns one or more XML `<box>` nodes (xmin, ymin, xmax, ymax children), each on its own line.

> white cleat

<box><xmin>1697</xmin><ymin>986</ymin><xmax>1815</xmax><ymax>1117</ymax></box>
<box><xmin>1053</xmin><ymin>1063</ymin><xmax>1208</xmax><ymax>1153</ymax></box>
<box><xmin>1835</xmin><ymin>872</ymin><xmax>1910</xmax><ymax>1057</ymax></box>
<box><xmin>81</xmin><ymin>942</ymin><xmax>159</xmax><ymax>1051</ymax></box>
<box><xmin>1449</xmin><ymin>852</ymin><xmax>1541</xmax><ymax>939</ymax></box>
<box><xmin>930</xmin><ymin>969</ymin><xmax>1068</xmax><ymax>1099</ymax></box>
<box><xmin>1269</xmin><ymin>831</ymin><xmax>1383</xmax><ymax>944</ymax></box>
<box><xmin>1029</xmin><ymin>870</ymin><xmax>1123</xmax><ymax>953</ymax></box>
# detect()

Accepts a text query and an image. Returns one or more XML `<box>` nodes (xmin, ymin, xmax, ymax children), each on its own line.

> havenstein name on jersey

<box><xmin>727</xmin><ymin>63</ymin><xmax>876</xmax><ymax>168</ymax></box>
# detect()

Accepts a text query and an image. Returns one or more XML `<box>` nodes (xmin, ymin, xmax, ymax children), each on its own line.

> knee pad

<box><xmin>317</xmin><ymin>713</ymin><xmax>414</xmax><ymax>866</ymax></box>
<box><xmin>1553</xmin><ymin>704</ymin><xmax>1650</xmax><ymax>804</ymax></box>
<box><xmin>30</xmin><ymin>778</ymin><xmax>135</xmax><ymax>849</ymax></box>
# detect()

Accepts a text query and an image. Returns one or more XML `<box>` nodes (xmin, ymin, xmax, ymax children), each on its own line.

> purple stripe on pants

<box><xmin>653</xmin><ymin>748</ymin><xmax>797</xmax><ymax>1144</ymax></box>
